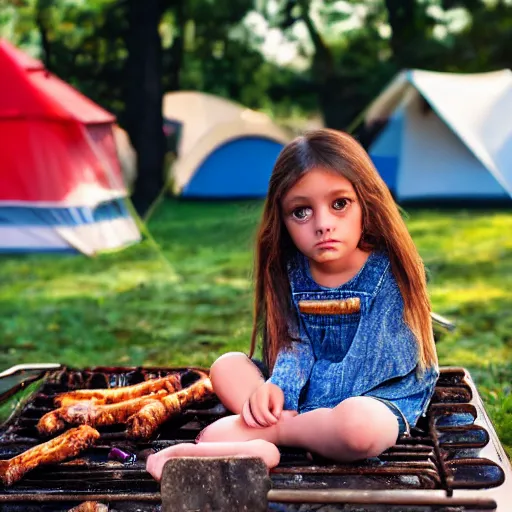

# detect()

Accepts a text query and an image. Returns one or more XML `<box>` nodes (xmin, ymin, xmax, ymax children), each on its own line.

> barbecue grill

<box><xmin>0</xmin><ymin>364</ymin><xmax>511</xmax><ymax>511</ymax></box>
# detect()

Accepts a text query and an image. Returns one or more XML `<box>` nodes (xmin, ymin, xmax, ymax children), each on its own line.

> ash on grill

<box><xmin>0</xmin><ymin>366</ymin><xmax>511</xmax><ymax>512</ymax></box>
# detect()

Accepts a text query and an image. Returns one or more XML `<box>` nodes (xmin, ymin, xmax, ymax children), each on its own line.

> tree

<box><xmin>123</xmin><ymin>0</ymin><xmax>166</xmax><ymax>216</ymax></box>
<box><xmin>174</xmin><ymin>0</ymin><xmax>262</xmax><ymax>106</ymax></box>
<box><xmin>260</xmin><ymin>0</ymin><xmax>395</xmax><ymax>129</ymax></box>
<box><xmin>441</xmin><ymin>0</ymin><xmax>512</xmax><ymax>72</ymax></box>
<box><xmin>384</xmin><ymin>0</ymin><xmax>422</xmax><ymax>68</ymax></box>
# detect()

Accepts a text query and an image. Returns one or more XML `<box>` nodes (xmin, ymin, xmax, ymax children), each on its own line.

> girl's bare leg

<box><xmin>147</xmin><ymin>357</ymin><xmax>398</xmax><ymax>476</ymax></box>
<box><xmin>146</xmin><ymin>353</ymin><xmax>279</xmax><ymax>477</ymax></box>
<box><xmin>208</xmin><ymin>354</ymin><xmax>399</xmax><ymax>460</ymax></box>
<box><xmin>276</xmin><ymin>397</ymin><xmax>399</xmax><ymax>461</ymax></box>
<box><xmin>197</xmin><ymin>396</ymin><xmax>397</xmax><ymax>462</ymax></box>
<box><xmin>146</xmin><ymin>413</ymin><xmax>290</xmax><ymax>478</ymax></box>
<box><xmin>209</xmin><ymin>352</ymin><xmax>265</xmax><ymax>413</ymax></box>
<box><xmin>146</xmin><ymin>397</ymin><xmax>397</xmax><ymax>475</ymax></box>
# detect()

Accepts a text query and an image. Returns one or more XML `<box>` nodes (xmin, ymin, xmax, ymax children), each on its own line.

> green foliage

<box><xmin>254</xmin><ymin>0</ymin><xmax>512</xmax><ymax>126</ymax></box>
<box><xmin>438</xmin><ymin>1</ymin><xmax>512</xmax><ymax>72</ymax></box>
<box><xmin>1</xmin><ymin>0</ymin><xmax>281</xmax><ymax>115</ymax></box>
<box><xmin>0</xmin><ymin>201</ymin><xmax>511</xmax><ymax>457</ymax></box>
<box><xmin>3</xmin><ymin>1</ymin><xmax>511</xmax><ymax>127</ymax></box>
<box><xmin>176</xmin><ymin>0</ymin><xmax>286</xmax><ymax>112</ymax></box>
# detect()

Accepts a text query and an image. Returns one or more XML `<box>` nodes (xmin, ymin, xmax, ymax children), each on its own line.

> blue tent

<box><xmin>162</xmin><ymin>91</ymin><xmax>290</xmax><ymax>198</ymax></box>
<box><xmin>365</xmin><ymin>69</ymin><xmax>512</xmax><ymax>202</ymax></box>
<box><xmin>182</xmin><ymin>136</ymin><xmax>284</xmax><ymax>198</ymax></box>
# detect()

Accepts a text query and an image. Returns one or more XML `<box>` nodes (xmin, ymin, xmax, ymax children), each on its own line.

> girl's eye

<box><xmin>332</xmin><ymin>198</ymin><xmax>349</xmax><ymax>210</ymax></box>
<box><xmin>291</xmin><ymin>207</ymin><xmax>312</xmax><ymax>221</ymax></box>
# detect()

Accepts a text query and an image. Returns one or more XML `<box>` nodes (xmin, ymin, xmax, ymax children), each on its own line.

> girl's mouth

<box><xmin>315</xmin><ymin>239</ymin><xmax>339</xmax><ymax>248</ymax></box>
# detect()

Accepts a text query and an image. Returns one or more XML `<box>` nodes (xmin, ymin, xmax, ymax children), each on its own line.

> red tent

<box><xmin>0</xmin><ymin>39</ymin><xmax>140</xmax><ymax>254</ymax></box>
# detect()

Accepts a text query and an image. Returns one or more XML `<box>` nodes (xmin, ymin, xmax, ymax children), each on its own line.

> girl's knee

<box><xmin>210</xmin><ymin>352</ymin><xmax>249</xmax><ymax>382</ymax></box>
<box><xmin>333</xmin><ymin>397</ymin><xmax>398</xmax><ymax>458</ymax></box>
<box><xmin>196</xmin><ymin>424</ymin><xmax>222</xmax><ymax>443</ymax></box>
<box><xmin>196</xmin><ymin>416</ymin><xmax>239</xmax><ymax>443</ymax></box>
<box><xmin>335</xmin><ymin>416</ymin><xmax>394</xmax><ymax>458</ymax></box>
<box><xmin>340</xmin><ymin>425</ymin><xmax>383</xmax><ymax>458</ymax></box>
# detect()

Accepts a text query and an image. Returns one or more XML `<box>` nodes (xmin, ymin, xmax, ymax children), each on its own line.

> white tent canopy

<box><xmin>366</xmin><ymin>69</ymin><xmax>512</xmax><ymax>201</ymax></box>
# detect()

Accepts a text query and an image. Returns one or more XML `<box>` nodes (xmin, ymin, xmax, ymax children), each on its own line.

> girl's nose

<box><xmin>314</xmin><ymin>210</ymin><xmax>335</xmax><ymax>236</ymax></box>
<box><xmin>316</xmin><ymin>227</ymin><xmax>331</xmax><ymax>236</ymax></box>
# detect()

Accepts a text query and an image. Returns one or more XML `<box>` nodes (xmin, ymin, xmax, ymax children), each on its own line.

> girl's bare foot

<box><xmin>146</xmin><ymin>439</ymin><xmax>281</xmax><ymax>480</ymax></box>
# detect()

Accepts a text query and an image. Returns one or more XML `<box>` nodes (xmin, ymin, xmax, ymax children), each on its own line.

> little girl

<box><xmin>147</xmin><ymin>129</ymin><xmax>439</xmax><ymax>479</ymax></box>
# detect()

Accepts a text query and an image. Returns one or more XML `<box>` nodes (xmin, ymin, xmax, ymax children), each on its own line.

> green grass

<box><xmin>0</xmin><ymin>200</ymin><xmax>511</xmax><ymax>456</ymax></box>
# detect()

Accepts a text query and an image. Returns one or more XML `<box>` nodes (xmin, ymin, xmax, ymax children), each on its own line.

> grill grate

<box><xmin>0</xmin><ymin>366</ymin><xmax>510</xmax><ymax>511</ymax></box>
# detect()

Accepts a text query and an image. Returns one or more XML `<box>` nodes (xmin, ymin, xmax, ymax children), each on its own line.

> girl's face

<box><xmin>281</xmin><ymin>167</ymin><xmax>366</xmax><ymax>273</ymax></box>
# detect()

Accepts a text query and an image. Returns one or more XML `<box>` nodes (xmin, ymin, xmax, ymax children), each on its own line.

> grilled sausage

<box><xmin>37</xmin><ymin>390</ymin><xmax>169</xmax><ymax>435</ymax></box>
<box><xmin>127</xmin><ymin>375</ymin><xmax>213</xmax><ymax>439</ymax></box>
<box><xmin>0</xmin><ymin>425</ymin><xmax>100</xmax><ymax>486</ymax></box>
<box><xmin>54</xmin><ymin>374</ymin><xmax>181</xmax><ymax>407</ymax></box>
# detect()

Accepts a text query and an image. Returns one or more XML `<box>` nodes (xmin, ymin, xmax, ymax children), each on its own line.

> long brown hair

<box><xmin>249</xmin><ymin>129</ymin><xmax>437</xmax><ymax>372</ymax></box>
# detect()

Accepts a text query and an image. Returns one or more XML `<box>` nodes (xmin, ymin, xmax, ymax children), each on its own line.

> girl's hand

<box><xmin>241</xmin><ymin>382</ymin><xmax>284</xmax><ymax>428</ymax></box>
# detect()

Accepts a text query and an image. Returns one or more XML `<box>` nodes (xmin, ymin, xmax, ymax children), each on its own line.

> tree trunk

<box><xmin>384</xmin><ymin>0</ymin><xmax>417</xmax><ymax>68</ymax></box>
<box><xmin>124</xmin><ymin>0</ymin><xmax>166</xmax><ymax>216</ymax></box>
<box><xmin>296</xmin><ymin>0</ymin><xmax>352</xmax><ymax>129</ymax></box>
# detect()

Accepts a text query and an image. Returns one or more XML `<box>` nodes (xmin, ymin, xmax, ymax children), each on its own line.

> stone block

<box><xmin>161</xmin><ymin>456</ymin><xmax>271</xmax><ymax>512</ymax></box>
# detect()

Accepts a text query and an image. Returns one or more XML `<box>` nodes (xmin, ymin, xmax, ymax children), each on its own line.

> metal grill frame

<box><xmin>0</xmin><ymin>365</ymin><xmax>510</xmax><ymax>511</ymax></box>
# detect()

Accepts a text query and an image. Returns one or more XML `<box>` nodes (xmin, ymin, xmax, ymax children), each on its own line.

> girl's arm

<box><xmin>267</xmin><ymin>335</ymin><xmax>315</xmax><ymax>411</ymax></box>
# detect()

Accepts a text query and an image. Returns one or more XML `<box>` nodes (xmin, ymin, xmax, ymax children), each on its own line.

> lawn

<box><xmin>0</xmin><ymin>199</ymin><xmax>511</xmax><ymax>456</ymax></box>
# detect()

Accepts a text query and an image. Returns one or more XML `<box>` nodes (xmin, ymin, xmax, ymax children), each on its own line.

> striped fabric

<box><xmin>0</xmin><ymin>199</ymin><xmax>140</xmax><ymax>255</ymax></box>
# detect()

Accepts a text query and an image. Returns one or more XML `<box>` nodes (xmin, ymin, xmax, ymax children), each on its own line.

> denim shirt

<box><xmin>268</xmin><ymin>251</ymin><xmax>439</xmax><ymax>427</ymax></box>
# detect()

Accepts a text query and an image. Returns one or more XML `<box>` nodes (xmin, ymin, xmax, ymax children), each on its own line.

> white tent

<box><xmin>365</xmin><ymin>69</ymin><xmax>512</xmax><ymax>202</ymax></box>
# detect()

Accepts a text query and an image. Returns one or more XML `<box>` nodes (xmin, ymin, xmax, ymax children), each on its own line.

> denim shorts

<box><xmin>254</xmin><ymin>358</ymin><xmax>411</xmax><ymax>439</ymax></box>
<box><xmin>369</xmin><ymin>396</ymin><xmax>410</xmax><ymax>438</ymax></box>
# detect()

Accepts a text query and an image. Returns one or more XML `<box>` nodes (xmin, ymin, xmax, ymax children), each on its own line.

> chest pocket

<box><xmin>296</xmin><ymin>293</ymin><xmax>365</xmax><ymax>362</ymax></box>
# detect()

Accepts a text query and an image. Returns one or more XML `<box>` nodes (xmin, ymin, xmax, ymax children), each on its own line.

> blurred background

<box><xmin>0</xmin><ymin>0</ymin><xmax>511</xmax><ymax>456</ymax></box>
